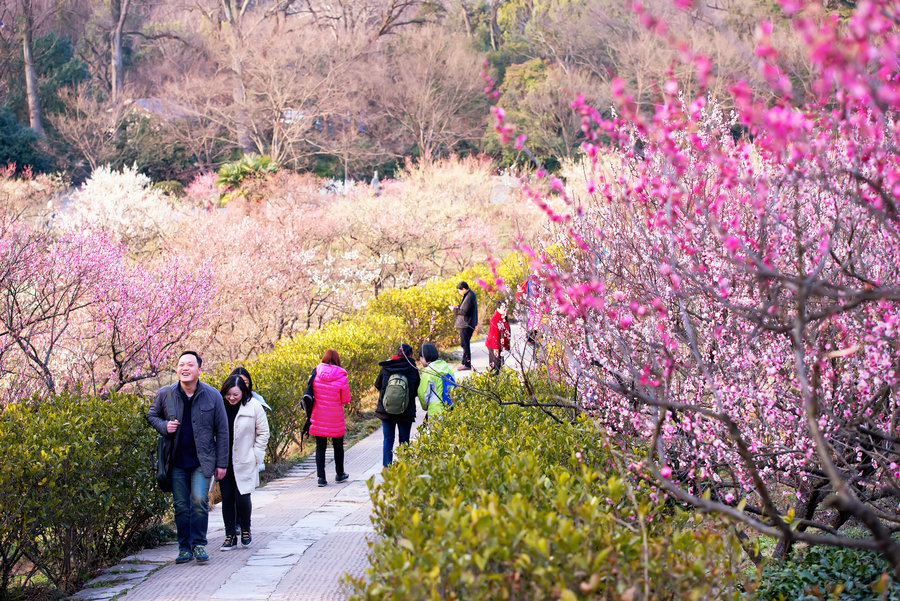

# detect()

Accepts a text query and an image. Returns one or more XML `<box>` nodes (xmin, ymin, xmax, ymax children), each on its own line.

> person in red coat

<box><xmin>310</xmin><ymin>349</ymin><xmax>351</xmax><ymax>487</ymax></box>
<box><xmin>485</xmin><ymin>300</ymin><xmax>511</xmax><ymax>375</ymax></box>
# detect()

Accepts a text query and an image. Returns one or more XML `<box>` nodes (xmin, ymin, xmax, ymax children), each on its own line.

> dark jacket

<box><xmin>374</xmin><ymin>356</ymin><xmax>420</xmax><ymax>423</ymax></box>
<box><xmin>147</xmin><ymin>381</ymin><xmax>229</xmax><ymax>479</ymax></box>
<box><xmin>454</xmin><ymin>290</ymin><xmax>478</xmax><ymax>331</ymax></box>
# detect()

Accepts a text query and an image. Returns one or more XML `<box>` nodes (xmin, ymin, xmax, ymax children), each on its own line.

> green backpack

<box><xmin>383</xmin><ymin>373</ymin><xmax>410</xmax><ymax>415</ymax></box>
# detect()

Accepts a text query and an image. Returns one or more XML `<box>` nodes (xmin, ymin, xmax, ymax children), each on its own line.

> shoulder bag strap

<box><xmin>165</xmin><ymin>385</ymin><xmax>176</xmax><ymax>421</ymax></box>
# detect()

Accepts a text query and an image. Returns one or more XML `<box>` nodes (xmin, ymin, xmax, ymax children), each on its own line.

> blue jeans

<box><xmin>382</xmin><ymin>420</ymin><xmax>412</xmax><ymax>467</ymax></box>
<box><xmin>171</xmin><ymin>466</ymin><xmax>211</xmax><ymax>552</ymax></box>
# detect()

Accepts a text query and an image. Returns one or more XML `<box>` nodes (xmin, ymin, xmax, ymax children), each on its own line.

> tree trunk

<box><xmin>460</xmin><ymin>0</ymin><xmax>473</xmax><ymax>37</ymax></box>
<box><xmin>111</xmin><ymin>0</ymin><xmax>132</xmax><ymax>105</ymax></box>
<box><xmin>489</xmin><ymin>0</ymin><xmax>501</xmax><ymax>51</ymax></box>
<box><xmin>230</xmin><ymin>37</ymin><xmax>254</xmax><ymax>153</ymax></box>
<box><xmin>22</xmin><ymin>0</ymin><xmax>44</xmax><ymax>136</ymax></box>
<box><xmin>233</xmin><ymin>79</ymin><xmax>254</xmax><ymax>152</ymax></box>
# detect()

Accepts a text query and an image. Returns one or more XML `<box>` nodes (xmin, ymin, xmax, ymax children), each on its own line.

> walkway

<box><xmin>70</xmin><ymin>326</ymin><xmax>521</xmax><ymax>601</ymax></box>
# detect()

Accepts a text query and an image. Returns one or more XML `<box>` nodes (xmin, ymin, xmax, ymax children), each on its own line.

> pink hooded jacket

<box><xmin>309</xmin><ymin>363</ymin><xmax>351</xmax><ymax>438</ymax></box>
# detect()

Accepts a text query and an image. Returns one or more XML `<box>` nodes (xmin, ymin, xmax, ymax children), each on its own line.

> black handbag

<box><xmin>154</xmin><ymin>387</ymin><xmax>177</xmax><ymax>492</ymax></box>
<box><xmin>301</xmin><ymin>368</ymin><xmax>316</xmax><ymax>438</ymax></box>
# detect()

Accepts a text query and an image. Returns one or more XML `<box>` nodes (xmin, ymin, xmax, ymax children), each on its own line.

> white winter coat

<box><xmin>231</xmin><ymin>397</ymin><xmax>270</xmax><ymax>495</ymax></box>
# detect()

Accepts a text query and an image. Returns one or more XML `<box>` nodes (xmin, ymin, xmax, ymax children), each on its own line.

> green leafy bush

<box><xmin>748</xmin><ymin>546</ymin><xmax>900</xmax><ymax>601</ymax></box>
<box><xmin>216</xmin><ymin>154</ymin><xmax>280</xmax><ymax>189</ymax></box>
<box><xmin>0</xmin><ymin>393</ymin><xmax>169</xmax><ymax>596</ymax></box>
<box><xmin>153</xmin><ymin>179</ymin><xmax>185</xmax><ymax>197</ymax></box>
<box><xmin>0</xmin><ymin>108</ymin><xmax>52</xmax><ymax>174</ymax></box>
<box><xmin>113</xmin><ymin>112</ymin><xmax>195</xmax><ymax>183</ymax></box>
<box><xmin>350</xmin><ymin>372</ymin><xmax>741</xmax><ymax>600</ymax></box>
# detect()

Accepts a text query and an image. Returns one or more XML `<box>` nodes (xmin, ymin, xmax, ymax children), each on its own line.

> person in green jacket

<box><xmin>417</xmin><ymin>343</ymin><xmax>455</xmax><ymax>421</ymax></box>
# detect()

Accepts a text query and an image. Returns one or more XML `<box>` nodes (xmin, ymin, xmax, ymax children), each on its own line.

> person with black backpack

<box><xmin>374</xmin><ymin>344</ymin><xmax>420</xmax><ymax>467</ymax></box>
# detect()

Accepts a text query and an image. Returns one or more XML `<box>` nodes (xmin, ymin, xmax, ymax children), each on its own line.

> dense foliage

<box><xmin>0</xmin><ymin>393</ymin><xmax>168</xmax><ymax>597</ymax></box>
<box><xmin>351</xmin><ymin>372</ymin><xmax>741</xmax><ymax>600</ymax></box>
<box><xmin>0</xmin><ymin>109</ymin><xmax>50</xmax><ymax>175</ymax></box>
<box><xmin>749</xmin><ymin>546</ymin><xmax>900</xmax><ymax>601</ymax></box>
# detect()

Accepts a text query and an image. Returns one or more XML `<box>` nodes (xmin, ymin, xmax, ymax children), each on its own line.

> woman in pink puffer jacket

<box><xmin>310</xmin><ymin>349</ymin><xmax>351</xmax><ymax>487</ymax></box>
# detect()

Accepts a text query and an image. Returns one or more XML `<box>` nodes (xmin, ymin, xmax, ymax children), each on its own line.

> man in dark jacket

<box><xmin>450</xmin><ymin>281</ymin><xmax>478</xmax><ymax>370</ymax></box>
<box><xmin>374</xmin><ymin>344</ymin><xmax>420</xmax><ymax>467</ymax></box>
<box><xmin>147</xmin><ymin>351</ymin><xmax>229</xmax><ymax>565</ymax></box>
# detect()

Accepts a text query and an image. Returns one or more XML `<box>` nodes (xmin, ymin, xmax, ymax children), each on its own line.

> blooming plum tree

<box><xmin>0</xmin><ymin>214</ymin><xmax>214</xmax><ymax>401</ymax></box>
<box><xmin>496</xmin><ymin>0</ymin><xmax>900</xmax><ymax>570</ymax></box>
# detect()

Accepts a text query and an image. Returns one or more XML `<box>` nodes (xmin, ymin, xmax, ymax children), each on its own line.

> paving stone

<box><xmin>69</xmin><ymin>586</ymin><xmax>130</xmax><ymax>600</ymax></box>
<box><xmin>103</xmin><ymin>562</ymin><xmax>160</xmax><ymax>576</ymax></box>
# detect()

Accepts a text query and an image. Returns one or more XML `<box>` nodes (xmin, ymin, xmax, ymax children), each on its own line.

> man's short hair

<box><xmin>179</xmin><ymin>350</ymin><xmax>202</xmax><ymax>369</ymax></box>
<box><xmin>457</xmin><ymin>281</ymin><xmax>469</xmax><ymax>290</ymax></box>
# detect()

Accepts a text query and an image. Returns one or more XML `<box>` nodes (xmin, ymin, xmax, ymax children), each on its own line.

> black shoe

<box><xmin>317</xmin><ymin>477</ymin><xmax>327</xmax><ymax>487</ymax></box>
<box><xmin>336</xmin><ymin>472</ymin><xmax>349</xmax><ymax>482</ymax></box>
<box><xmin>241</xmin><ymin>531</ymin><xmax>252</xmax><ymax>547</ymax></box>
<box><xmin>220</xmin><ymin>534</ymin><xmax>238</xmax><ymax>551</ymax></box>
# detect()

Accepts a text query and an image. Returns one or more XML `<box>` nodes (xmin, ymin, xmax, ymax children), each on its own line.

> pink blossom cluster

<box><xmin>502</xmin><ymin>0</ymin><xmax>900</xmax><ymax>562</ymax></box>
<box><xmin>0</xmin><ymin>218</ymin><xmax>215</xmax><ymax>401</ymax></box>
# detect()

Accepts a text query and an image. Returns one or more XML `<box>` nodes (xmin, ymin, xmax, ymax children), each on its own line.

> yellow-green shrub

<box><xmin>367</xmin><ymin>252</ymin><xmax>530</xmax><ymax>349</ymax></box>
<box><xmin>350</xmin><ymin>372</ymin><xmax>741</xmax><ymax>601</ymax></box>
<box><xmin>0</xmin><ymin>393</ymin><xmax>169</xmax><ymax>596</ymax></box>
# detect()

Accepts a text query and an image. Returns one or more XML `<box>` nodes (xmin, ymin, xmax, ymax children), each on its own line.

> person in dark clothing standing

<box><xmin>374</xmin><ymin>344</ymin><xmax>420</xmax><ymax>467</ymax></box>
<box><xmin>147</xmin><ymin>351</ymin><xmax>229</xmax><ymax>565</ymax></box>
<box><xmin>450</xmin><ymin>281</ymin><xmax>478</xmax><ymax>371</ymax></box>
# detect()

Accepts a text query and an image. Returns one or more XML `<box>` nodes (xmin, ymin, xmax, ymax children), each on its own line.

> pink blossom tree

<box><xmin>0</xmin><ymin>214</ymin><xmax>214</xmax><ymax>402</ymax></box>
<box><xmin>497</xmin><ymin>0</ymin><xmax>900</xmax><ymax>570</ymax></box>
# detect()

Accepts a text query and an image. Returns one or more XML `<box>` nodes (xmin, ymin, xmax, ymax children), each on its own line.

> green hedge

<box><xmin>350</xmin><ymin>372</ymin><xmax>740</xmax><ymax>600</ymax></box>
<box><xmin>748</xmin><ymin>546</ymin><xmax>900</xmax><ymax>600</ymax></box>
<box><xmin>0</xmin><ymin>393</ymin><xmax>169</xmax><ymax>597</ymax></box>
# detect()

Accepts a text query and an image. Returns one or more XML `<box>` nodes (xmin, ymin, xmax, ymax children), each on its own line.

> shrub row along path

<box><xmin>70</xmin><ymin>326</ymin><xmax>521</xmax><ymax>601</ymax></box>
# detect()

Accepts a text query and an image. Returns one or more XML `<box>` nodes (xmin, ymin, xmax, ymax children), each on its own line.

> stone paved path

<box><xmin>69</xmin><ymin>324</ymin><xmax>522</xmax><ymax>601</ymax></box>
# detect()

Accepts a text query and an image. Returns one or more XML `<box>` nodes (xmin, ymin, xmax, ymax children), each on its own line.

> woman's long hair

<box><xmin>220</xmin><ymin>374</ymin><xmax>252</xmax><ymax>406</ymax></box>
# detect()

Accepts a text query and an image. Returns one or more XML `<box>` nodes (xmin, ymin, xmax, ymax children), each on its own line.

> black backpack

<box><xmin>301</xmin><ymin>368</ymin><xmax>316</xmax><ymax>438</ymax></box>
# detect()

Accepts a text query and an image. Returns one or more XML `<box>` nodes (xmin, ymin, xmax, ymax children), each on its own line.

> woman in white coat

<box><xmin>218</xmin><ymin>374</ymin><xmax>269</xmax><ymax>550</ymax></box>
